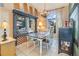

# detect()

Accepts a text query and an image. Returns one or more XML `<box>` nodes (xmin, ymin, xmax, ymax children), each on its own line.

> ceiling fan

<box><xmin>40</xmin><ymin>3</ymin><xmax>48</xmax><ymax>18</ymax></box>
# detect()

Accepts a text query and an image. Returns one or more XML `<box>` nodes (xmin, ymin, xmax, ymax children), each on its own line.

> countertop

<box><xmin>0</xmin><ymin>37</ymin><xmax>16</xmax><ymax>44</ymax></box>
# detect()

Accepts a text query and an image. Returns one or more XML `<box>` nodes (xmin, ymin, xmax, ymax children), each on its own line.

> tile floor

<box><xmin>16</xmin><ymin>38</ymin><xmax>69</xmax><ymax>56</ymax></box>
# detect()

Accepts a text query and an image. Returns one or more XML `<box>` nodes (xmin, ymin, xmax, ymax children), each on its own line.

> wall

<box><xmin>0</xmin><ymin>3</ymin><xmax>14</xmax><ymax>37</ymax></box>
<box><xmin>55</xmin><ymin>6</ymin><xmax>69</xmax><ymax>38</ymax></box>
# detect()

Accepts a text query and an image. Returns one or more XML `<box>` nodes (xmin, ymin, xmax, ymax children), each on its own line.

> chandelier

<box><xmin>40</xmin><ymin>3</ymin><xmax>48</xmax><ymax>17</ymax></box>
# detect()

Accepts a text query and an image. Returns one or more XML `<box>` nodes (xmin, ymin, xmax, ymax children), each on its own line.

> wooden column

<box><xmin>23</xmin><ymin>3</ymin><xmax>28</xmax><ymax>13</ymax></box>
<box><xmin>9</xmin><ymin>11</ymin><xmax>13</xmax><ymax>38</ymax></box>
<box><xmin>34</xmin><ymin>8</ymin><xmax>38</xmax><ymax>16</ymax></box>
<box><xmin>29</xmin><ymin>6</ymin><xmax>33</xmax><ymax>15</ymax></box>
<box><xmin>14</xmin><ymin>3</ymin><xmax>20</xmax><ymax>9</ymax></box>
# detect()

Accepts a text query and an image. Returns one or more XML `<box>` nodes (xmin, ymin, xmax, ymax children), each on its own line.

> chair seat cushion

<box><xmin>43</xmin><ymin>39</ymin><xmax>49</xmax><ymax>43</ymax></box>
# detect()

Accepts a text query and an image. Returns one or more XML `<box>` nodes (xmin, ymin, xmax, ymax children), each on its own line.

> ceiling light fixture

<box><xmin>40</xmin><ymin>3</ymin><xmax>48</xmax><ymax>18</ymax></box>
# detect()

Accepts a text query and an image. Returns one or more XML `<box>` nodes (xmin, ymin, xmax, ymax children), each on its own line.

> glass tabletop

<box><xmin>28</xmin><ymin>32</ymin><xmax>48</xmax><ymax>39</ymax></box>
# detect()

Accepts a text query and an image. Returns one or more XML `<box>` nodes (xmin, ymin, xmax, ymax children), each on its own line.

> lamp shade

<box><xmin>1</xmin><ymin>20</ymin><xmax>8</xmax><ymax>29</ymax></box>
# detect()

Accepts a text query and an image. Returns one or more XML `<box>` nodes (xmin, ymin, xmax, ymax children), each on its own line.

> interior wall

<box><xmin>56</xmin><ymin>6</ymin><xmax>69</xmax><ymax>38</ymax></box>
<box><xmin>0</xmin><ymin>3</ymin><xmax>14</xmax><ymax>38</ymax></box>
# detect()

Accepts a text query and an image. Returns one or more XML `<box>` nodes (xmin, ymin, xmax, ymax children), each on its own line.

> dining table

<box><xmin>27</xmin><ymin>32</ymin><xmax>48</xmax><ymax>56</ymax></box>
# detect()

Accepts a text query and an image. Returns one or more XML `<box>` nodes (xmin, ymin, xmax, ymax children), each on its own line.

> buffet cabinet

<box><xmin>13</xmin><ymin>9</ymin><xmax>37</xmax><ymax>45</ymax></box>
<box><xmin>58</xmin><ymin>28</ymin><xmax>73</xmax><ymax>55</ymax></box>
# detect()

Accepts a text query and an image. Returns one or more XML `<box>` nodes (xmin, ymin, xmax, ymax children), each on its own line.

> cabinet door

<box><xmin>1</xmin><ymin>42</ymin><xmax>16</xmax><ymax>56</ymax></box>
<box><xmin>13</xmin><ymin>13</ymin><xmax>26</xmax><ymax>37</ymax></box>
<box><xmin>28</xmin><ymin>16</ymin><xmax>37</xmax><ymax>32</ymax></box>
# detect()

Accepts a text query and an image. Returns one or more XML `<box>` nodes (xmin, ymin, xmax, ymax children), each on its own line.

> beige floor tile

<box><xmin>16</xmin><ymin>39</ymin><xmax>69</xmax><ymax>56</ymax></box>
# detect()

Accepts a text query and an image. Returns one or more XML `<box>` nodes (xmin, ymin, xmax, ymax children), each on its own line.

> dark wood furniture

<box><xmin>58</xmin><ymin>28</ymin><xmax>73</xmax><ymax>55</ymax></box>
<box><xmin>13</xmin><ymin>9</ymin><xmax>38</xmax><ymax>45</ymax></box>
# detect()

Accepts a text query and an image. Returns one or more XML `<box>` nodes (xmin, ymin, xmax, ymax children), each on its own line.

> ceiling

<box><xmin>28</xmin><ymin>3</ymin><xmax>69</xmax><ymax>13</ymax></box>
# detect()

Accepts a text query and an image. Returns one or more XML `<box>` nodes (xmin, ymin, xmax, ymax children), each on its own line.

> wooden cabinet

<box><xmin>58</xmin><ymin>28</ymin><xmax>73</xmax><ymax>55</ymax></box>
<box><xmin>13</xmin><ymin>9</ymin><xmax>38</xmax><ymax>45</ymax></box>
<box><xmin>0</xmin><ymin>37</ymin><xmax>16</xmax><ymax>56</ymax></box>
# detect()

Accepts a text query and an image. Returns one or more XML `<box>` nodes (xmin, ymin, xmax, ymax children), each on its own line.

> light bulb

<box><xmin>39</xmin><ymin>22</ymin><xmax>42</xmax><ymax>26</ymax></box>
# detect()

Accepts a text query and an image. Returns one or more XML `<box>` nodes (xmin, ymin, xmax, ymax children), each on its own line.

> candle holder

<box><xmin>1</xmin><ymin>20</ymin><xmax>8</xmax><ymax>41</ymax></box>
<box><xmin>2</xmin><ymin>29</ymin><xmax>7</xmax><ymax>41</ymax></box>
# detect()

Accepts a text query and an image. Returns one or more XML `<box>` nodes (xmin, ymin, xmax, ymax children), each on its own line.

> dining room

<box><xmin>0</xmin><ymin>3</ymin><xmax>77</xmax><ymax>56</ymax></box>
